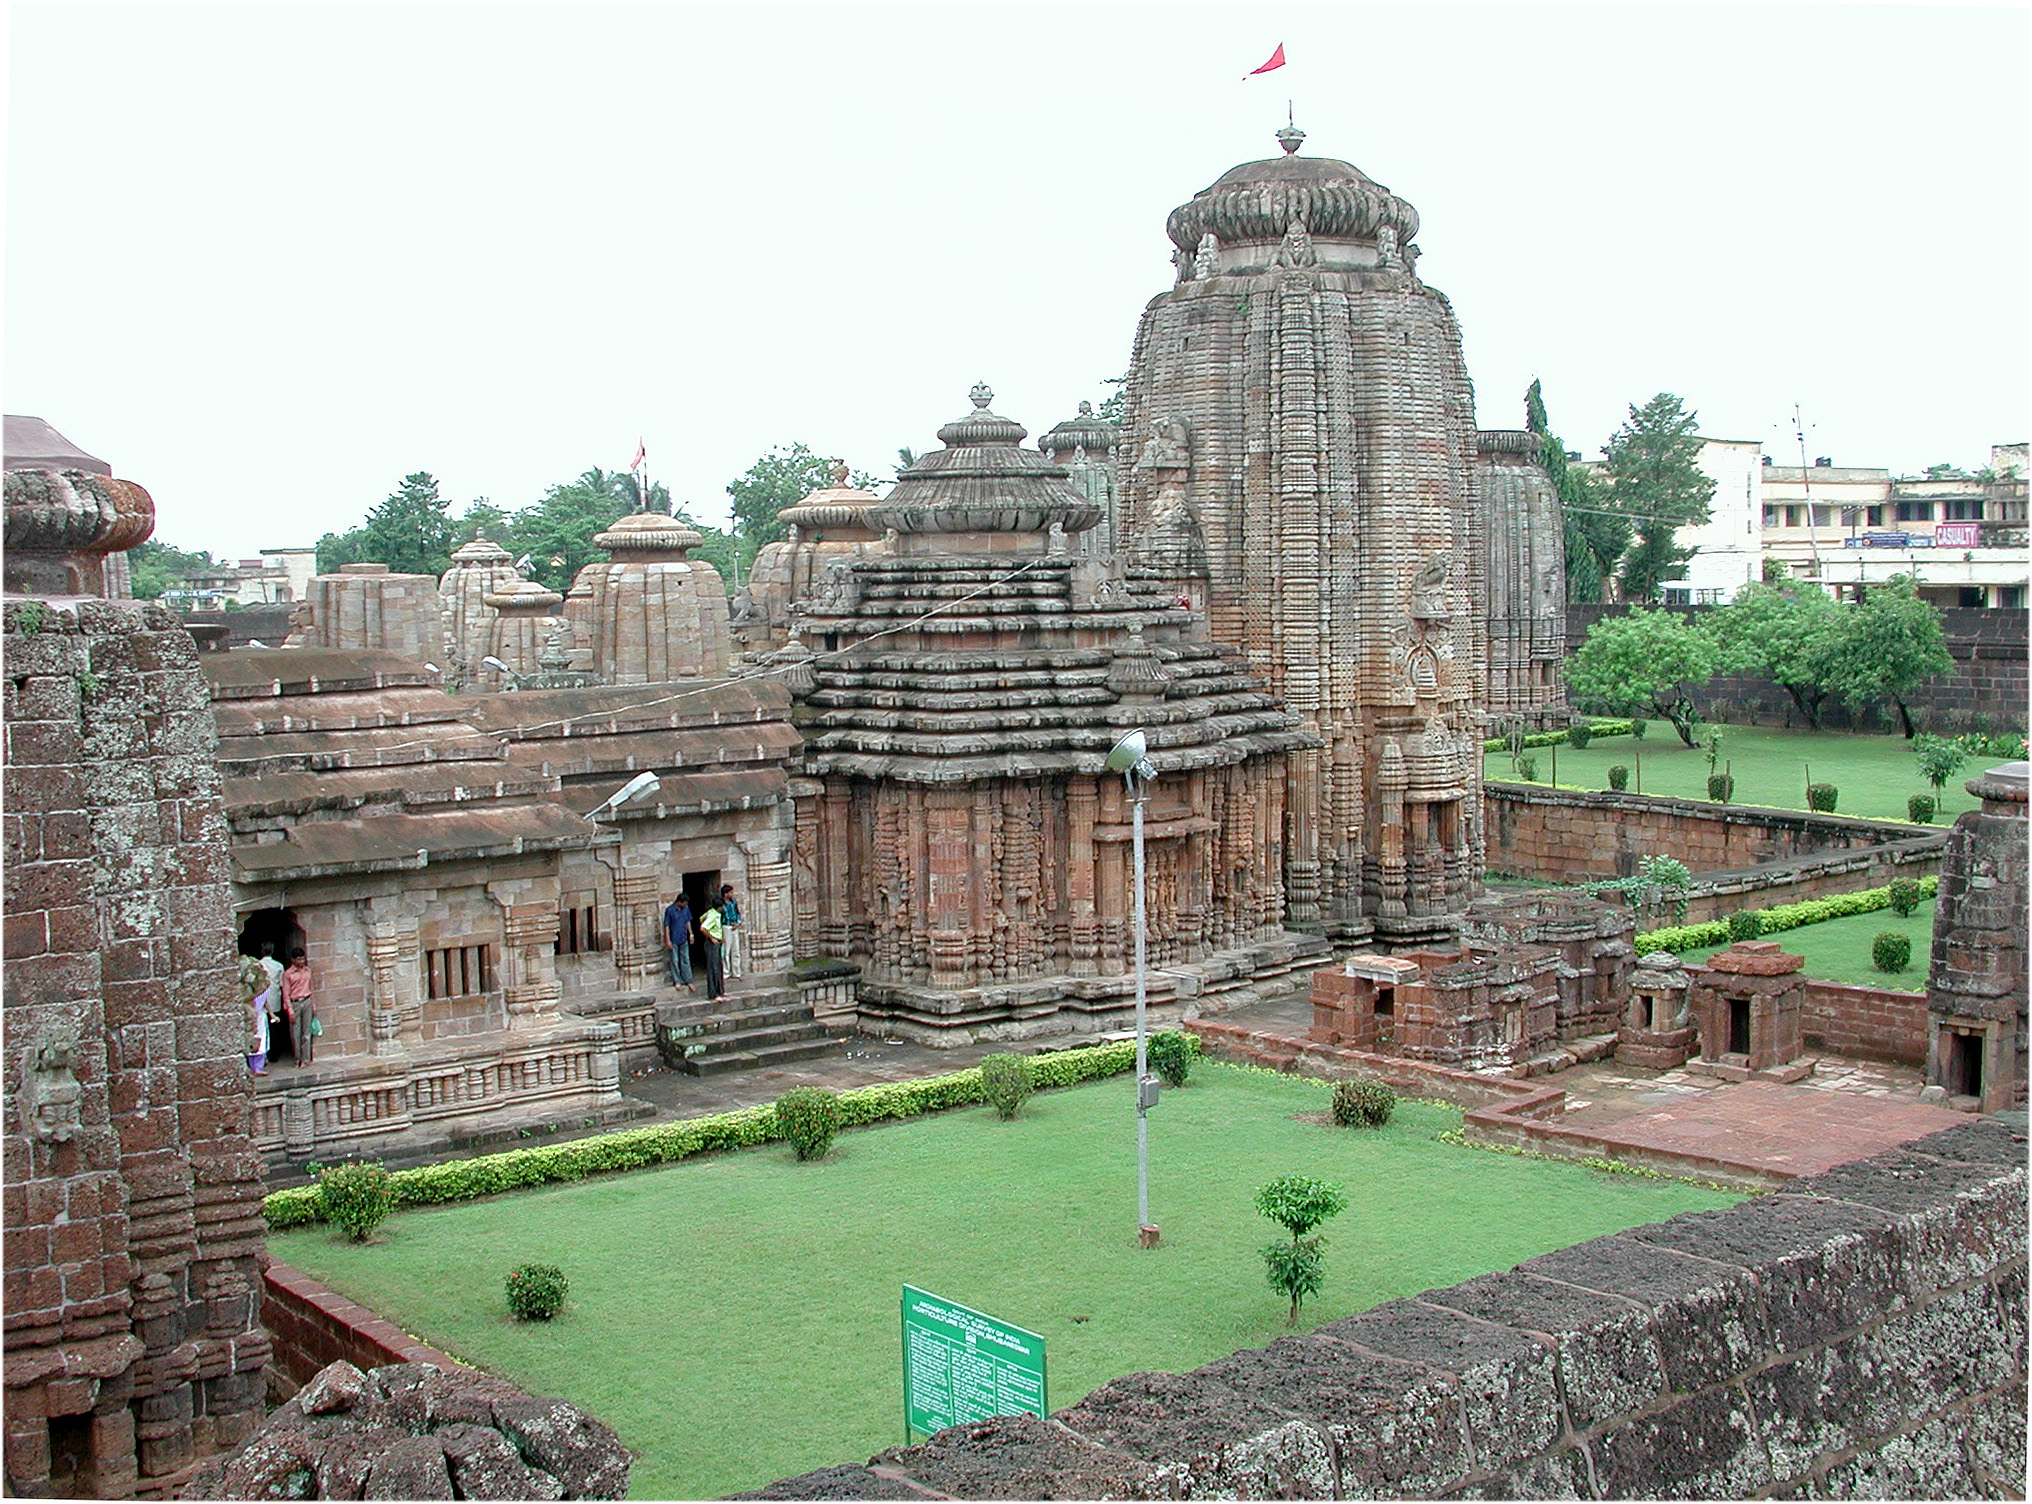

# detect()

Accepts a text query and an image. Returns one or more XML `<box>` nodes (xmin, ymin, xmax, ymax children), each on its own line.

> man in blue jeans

<box><xmin>663</xmin><ymin>893</ymin><xmax>694</xmax><ymax>989</ymax></box>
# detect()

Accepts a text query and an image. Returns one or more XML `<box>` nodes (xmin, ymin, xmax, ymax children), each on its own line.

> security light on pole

<box><xmin>1105</xmin><ymin>728</ymin><xmax>1161</xmax><ymax>1249</ymax></box>
<box><xmin>591</xmin><ymin>771</ymin><xmax>661</xmax><ymax>818</ymax></box>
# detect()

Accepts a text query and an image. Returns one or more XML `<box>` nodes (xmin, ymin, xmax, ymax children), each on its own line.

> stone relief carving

<box><xmin>1409</xmin><ymin>551</ymin><xmax>1453</xmax><ymax>621</ymax></box>
<box><xmin>808</xmin><ymin>562</ymin><xmax>860</xmax><ymax>614</ymax></box>
<box><xmin>1138</xmin><ymin>418</ymin><xmax>1191</xmax><ymax>474</ymax></box>
<box><xmin>20</xmin><ymin>1029</ymin><xmax>83</xmax><ymax>1143</ymax></box>
<box><xmin>1376</xmin><ymin>222</ymin><xmax>1401</xmax><ymax>270</ymax></box>
<box><xmin>1276</xmin><ymin>217</ymin><xmax>1315</xmax><ymax>269</ymax></box>
<box><xmin>1193</xmin><ymin>232</ymin><xmax>1221</xmax><ymax>280</ymax></box>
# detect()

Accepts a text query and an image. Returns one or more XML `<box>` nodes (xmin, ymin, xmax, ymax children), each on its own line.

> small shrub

<box><xmin>1907</xmin><ymin>794</ymin><xmax>1937</xmax><ymax>824</ymax></box>
<box><xmin>1806</xmin><ymin>783</ymin><xmax>1838</xmax><ymax>812</ymax></box>
<box><xmin>978</xmin><ymin>1053</ymin><xmax>1033</xmax><ymax>1120</ymax></box>
<box><xmin>1872</xmin><ymin>933</ymin><xmax>1912</xmax><ymax>974</ymax></box>
<box><xmin>1566</xmin><ymin>724</ymin><xmax>1592</xmax><ymax>749</ymax></box>
<box><xmin>1331</xmin><ymin>1078</ymin><xmax>1397</xmax><ymax>1129</ymax></box>
<box><xmin>1607</xmin><ymin>765</ymin><xmax>1629</xmax><ymax>793</ymax></box>
<box><xmin>1147</xmin><ymin>1030</ymin><xmax>1193</xmax><ymax>1088</ymax></box>
<box><xmin>1516</xmin><ymin>756</ymin><xmax>1537</xmax><ymax>783</ymax></box>
<box><xmin>316</xmin><ymin>1161</ymin><xmax>394</xmax><ymax>1242</ymax></box>
<box><xmin>1255</xmin><ymin>1175</ymin><xmax>1347</xmax><ymax>1325</ymax></box>
<box><xmin>505</xmin><ymin>1263</ymin><xmax>568</xmax><ymax>1321</ymax></box>
<box><xmin>1727</xmin><ymin>910</ymin><xmax>1763</xmax><ymax>942</ymax></box>
<box><xmin>1913</xmin><ymin>732</ymin><xmax>1970</xmax><ymax>792</ymax></box>
<box><xmin>1707</xmin><ymin>774</ymin><xmax>1734</xmax><ymax>803</ymax></box>
<box><xmin>1629</xmin><ymin>718</ymin><xmax>1647</xmax><ymax>741</ymax></box>
<box><xmin>1887</xmin><ymin>877</ymin><xmax>1924</xmax><ymax>918</ymax></box>
<box><xmin>775</xmin><ymin>1086</ymin><xmax>842</xmax><ymax>1160</ymax></box>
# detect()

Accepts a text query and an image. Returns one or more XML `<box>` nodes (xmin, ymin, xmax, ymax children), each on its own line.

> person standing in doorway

<box><xmin>241</xmin><ymin>953</ymin><xmax>271</xmax><ymax>1075</ymax></box>
<box><xmin>699</xmin><ymin>899</ymin><xmax>726</xmax><ymax>1000</ymax></box>
<box><xmin>258</xmin><ymin>944</ymin><xmax>285</xmax><ymax>1037</ymax></box>
<box><xmin>663</xmin><ymin>893</ymin><xmax>694</xmax><ymax>989</ymax></box>
<box><xmin>719</xmin><ymin>884</ymin><xmax>743</xmax><ymax>979</ymax></box>
<box><xmin>282</xmin><ymin>948</ymin><xmax>317</xmax><ymax>1067</ymax></box>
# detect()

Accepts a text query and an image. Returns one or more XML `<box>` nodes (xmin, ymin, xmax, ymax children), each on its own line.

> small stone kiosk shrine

<box><xmin>1687</xmin><ymin>940</ymin><xmax>1812</xmax><ymax>1082</ymax></box>
<box><xmin>1616</xmin><ymin>950</ymin><xmax>1696</xmax><ymax>1069</ymax></box>
<box><xmin>1925</xmin><ymin>760</ymin><xmax>2029</xmax><ymax>1113</ymax></box>
<box><xmin>777</xmin><ymin>385</ymin><xmax>1321</xmax><ymax>1044</ymax></box>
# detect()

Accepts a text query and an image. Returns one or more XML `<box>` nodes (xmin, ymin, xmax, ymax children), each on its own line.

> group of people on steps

<box><xmin>662</xmin><ymin>885</ymin><xmax>742</xmax><ymax>1001</ymax></box>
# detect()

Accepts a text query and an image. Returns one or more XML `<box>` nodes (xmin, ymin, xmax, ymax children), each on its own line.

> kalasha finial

<box><xmin>1276</xmin><ymin>123</ymin><xmax>1305</xmax><ymax>155</ymax></box>
<box><xmin>969</xmin><ymin>382</ymin><xmax>994</xmax><ymax>410</ymax></box>
<box><xmin>830</xmin><ymin>459</ymin><xmax>850</xmax><ymax>487</ymax></box>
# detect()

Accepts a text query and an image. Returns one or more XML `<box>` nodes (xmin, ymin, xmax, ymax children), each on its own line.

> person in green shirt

<box><xmin>699</xmin><ymin>901</ymin><xmax>726</xmax><ymax>1000</ymax></box>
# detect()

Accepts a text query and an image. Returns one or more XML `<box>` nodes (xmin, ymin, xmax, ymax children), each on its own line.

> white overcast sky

<box><xmin>6</xmin><ymin>2</ymin><xmax>2028</xmax><ymax>562</ymax></box>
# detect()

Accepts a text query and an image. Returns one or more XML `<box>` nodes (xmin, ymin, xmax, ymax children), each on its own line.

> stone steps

<box><xmin>653</xmin><ymin>986</ymin><xmax>841</xmax><ymax>1077</ymax></box>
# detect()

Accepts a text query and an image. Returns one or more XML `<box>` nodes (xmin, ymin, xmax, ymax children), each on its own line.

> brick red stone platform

<box><xmin>1565</xmin><ymin>1078</ymin><xmax>1971</xmax><ymax>1179</ymax></box>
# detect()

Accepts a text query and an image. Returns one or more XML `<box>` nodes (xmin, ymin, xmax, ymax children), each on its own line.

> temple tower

<box><xmin>437</xmin><ymin>533</ymin><xmax>522</xmax><ymax>690</ymax></box>
<box><xmin>1116</xmin><ymin>129</ymin><xmax>1487</xmax><ymax>944</ymax></box>
<box><xmin>1038</xmin><ymin>400</ymin><xmax>1121</xmax><ymax>559</ymax></box>
<box><xmin>1475</xmin><ymin>430</ymin><xmax>1569</xmax><ymax>728</ymax></box>
<box><xmin>573</xmin><ymin>512</ymin><xmax>732</xmax><ymax>684</ymax></box>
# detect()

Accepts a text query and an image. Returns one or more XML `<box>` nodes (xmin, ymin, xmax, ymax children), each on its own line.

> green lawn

<box><xmin>1675</xmin><ymin>901</ymin><xmax>1935</xmax><ymax>990</ymax></box>
<box><xmin>270</xmin><ymin>1065</ymin><xmax>1737</xmax><ymax>1499</ymax></box>
<box><xmin>1488</xmin><ymin>725</ymin><xmax>2000</xmax><ymax>824</ymax></box>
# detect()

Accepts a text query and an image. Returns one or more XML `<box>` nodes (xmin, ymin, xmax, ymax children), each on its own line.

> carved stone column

<box><xmin>609</xmin><ymin>869</ymin><xmax>662</xmax><ymax>993</ymax></box>
<box><xmin>363</xmin><ymin>909</ymin><xmax>417</xmax><ymax>1055</ymax></box>
<box><xmin>736</xmin><ymin>821</ymin><xmax>795</xmax><ymax>976</ymax></box>
<box><xmin>495</xmin><ymin>896</ymin><xmax>563</xmax><ymax>1025</ymax></box>
<box><xmin>790</xmin><ymin>779</ymin><xmax>823</xmax><ymax>958</ymax></box>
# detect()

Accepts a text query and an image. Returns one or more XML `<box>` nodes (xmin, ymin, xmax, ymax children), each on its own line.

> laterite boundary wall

<box><xmin>261</xmin><ymin>1258</ymin><xmax>468</xmax><ymax>1397</ymax></box>
<box><xmin>751</xmin><ymin>1118</ymin><xmax>2028</xmax><ymax>1501</ymax></box>
<box><xmin>1486</xmin><ymin>783</ymin><xmax>1946</xmax><ymax>922</ymax></box>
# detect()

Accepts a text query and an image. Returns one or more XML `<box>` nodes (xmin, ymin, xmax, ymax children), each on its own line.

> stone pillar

<box><xmin>363</xmin><ymin>907</ymin><xmax>419</xmax><ymax>1054</ymax></box>
<box><xmin>494</xmin><ymin>893</ymin><xmax>563</xmax><ymax>1025</ymax></box>
<box><xmin>736</xmin><ymin>823</ymin><xmax>796</xmax><ymax>976</ymax></box>
<box><xmin>1925</xmin><ymin>762</ymin><xmax>2029</xmax><ymax>1113</ymax></box>
<box><xmin>609</xmin><ymin>868</ymin><xmax>663</xmax><ymax>993</ymax></box>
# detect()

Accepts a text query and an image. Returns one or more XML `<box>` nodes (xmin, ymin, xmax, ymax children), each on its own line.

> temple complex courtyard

<box><xmin>267</xmin><ymin>1059</ymin><xmax>1742</xmax><ymax>1500</ymax></box>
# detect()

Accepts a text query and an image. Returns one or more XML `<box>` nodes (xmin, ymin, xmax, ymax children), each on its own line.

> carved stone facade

<box><xmin>1925</xmin><ymin>761</ymin><xmax>2029</xmax><ymax>1113</ymax></box>
<box><xmin>1475</xmin><ymin>429</ymin><xmax>1569</xmax><ymax>728</ymax></box>
<box><xmin>3</xmin><ymin>462</ymin><xmax>269</xmax><ymax>1496</ymax></box>
<box><xmin>1117</xmin><ymin>131</ymin><xmax>1487</xmax><ymax>944</ymax></box>
<box><xmin>779</xmin><ymin>387</ymin><xmax>1323</xmax><ymax>1044</ymax></box>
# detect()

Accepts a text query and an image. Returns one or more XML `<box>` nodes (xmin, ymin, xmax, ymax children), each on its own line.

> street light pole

<box><xmin>1106</xmin><ymin>729</ymin><xmax>1161</xmax><ymax>1249</ymax></box>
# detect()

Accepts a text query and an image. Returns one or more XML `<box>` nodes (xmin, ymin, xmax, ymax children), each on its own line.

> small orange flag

<box><xmin>1246</xmin><ymin>44</ymin><xmax>1286</xmax><ymax>78</ymax></box>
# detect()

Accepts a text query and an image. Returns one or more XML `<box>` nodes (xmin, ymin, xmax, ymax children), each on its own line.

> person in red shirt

<box><xmin>281</xmin><ymin>948</ymin><xmax>317</xmax><ymax>1067</ymax></box>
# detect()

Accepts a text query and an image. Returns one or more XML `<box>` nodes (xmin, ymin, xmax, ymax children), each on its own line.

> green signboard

<box><xmin>900</xmin><ymin>1285</ymin><xmax>1047</xmax><ymax>1441</ymax></box>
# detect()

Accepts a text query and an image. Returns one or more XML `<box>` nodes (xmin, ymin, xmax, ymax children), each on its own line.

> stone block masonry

<box><xmin>3</xmin><ymin>597</ymin><xmax>269</xmax><ymax>1498</ymax></box>
<box><xmin>750</xmin><ymin>1119</ymin><xmax>2026</xmax><ymax>1499</ymax></box>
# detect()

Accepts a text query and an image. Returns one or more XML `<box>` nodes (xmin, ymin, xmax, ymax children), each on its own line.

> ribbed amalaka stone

<box><xmin>1117</xmin><ymin>131</ymin><xmax>1487</xmax><ymax>944</ymax></box>
<box><xmin>739</xmin><ymin>464</ymin><xmax>883</xmax><ymax>657</ymax></box>
<box><xmin>574</xmin><ymin>513</ymin><xmax>731</xmax><ymax>684</ymax></box>
<box><xmin>480</xmin><ymin>578</ymin><xmax>566</xmax><ymax>685</ymax></box>
<box><xmin>3</xmin><ymin>467</ymin><xmax>155</xmax><ymax>599</ymax></box>
<box><xmin>1925</xmin><ymin>761</ymin><xmax>2029</xmax><ymax>1112</ymax></box>
<box><xmin>299</xmin><ymin>564</ymin><xmax>447</xmax><ymax>665</ymax></box>
<box><xmin>1475</xmin><ymin>429</ymin><xmax>1569</xmax><ymax>728</ymax></box>
<box><xmin>437</xmin><ymin>534</ymin><xmax>521</xmax><ymax>690</ymax></box>
<box><xmin>782</xmin><ymin>386</ymin><xmax>1320</xmax><ymax>1045</ymax></box>
<box><xmin>1038</xmin><ymin>400</ymin><xmax>1122</xmax><ymax>560</ymax></box>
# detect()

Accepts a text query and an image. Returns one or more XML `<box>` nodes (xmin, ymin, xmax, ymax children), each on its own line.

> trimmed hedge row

<box><xmin>1633</xmin><ymin>874</ymin><xmax>1939</xmax><ymax>957</ymax></box>
<box><xmin>264</xmin><ymin>1034</ymin><xmax>1189</xmax><ymax>1229</ymax></box>
<box><xmin>1481</xmin><ymin>719</ymin><xmax>1635</xmax><ymax>754</ymax></box>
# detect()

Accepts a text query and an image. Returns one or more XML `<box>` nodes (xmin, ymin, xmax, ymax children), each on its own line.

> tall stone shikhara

<box><xmin>1117</xmin><ymin>129</ymin><xmax>1488</xmax><ymax>943</ymax></box>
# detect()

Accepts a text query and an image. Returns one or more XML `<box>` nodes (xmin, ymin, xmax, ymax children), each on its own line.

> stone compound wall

<box><xmin>1803</xmin><ymin>982</ymin><xmax>1930</xmax><ymax>1065</ymax></box>
<box><xmin>751</xmin><ymin>1119</ymin><xmax>2026</xmax><ymax>1500</ymax></box>
<box><xmin>1566</xmin><ymin>604</ymin><xmax>2029</xmax><ymax>735</ymax></box>
<box><xmin>1486</xmin><ymin>783</ymin><xmax>1945</xmax><ymax>920</ymax></box>
<box><xmin>3</xmin><ymin>598</ymin><xmax>269</xmax><ymax>1497</ymax></box>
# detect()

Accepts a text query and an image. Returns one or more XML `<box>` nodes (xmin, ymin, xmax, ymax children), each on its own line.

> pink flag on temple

<box><xmin>630</xmin><ymin>438</ymin><xmax>646</xmax><ymax>471</ymax></box>
<box><xmin>1246</xmin><ymin>44</ymin><xmax>1286</xmax><ymax>77</ymax></box>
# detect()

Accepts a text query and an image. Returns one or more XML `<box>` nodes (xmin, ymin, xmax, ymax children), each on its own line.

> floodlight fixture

<box><xmin>1105</xmin><ymin>729</ymin><xmax>1157</xmax><ymax>786</ymax></box>
<box><xmin>592</xmin><ymin>771</ymin><xmax>661</xmax><ymax>817</ymax></box>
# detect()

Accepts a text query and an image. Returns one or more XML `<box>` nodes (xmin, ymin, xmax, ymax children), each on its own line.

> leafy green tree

<box><xmin>1564</xmin><ymin>606</ymin><xmax>1719</xmax><ymax>747</ymax></box>
<box><xmin>508</xmin><ymin>470</ymin><xmax>642</xmax><ymax>592</ymax></box>
<box><xmin>457</xmin><ymin>499</ymin><xmax>514</xmax><ymax>547</ymax></box>
<box><xmin>1912</xmin><ymin>732</ymin><xmax>1971</xmax><ymax>791</ymax></box>
<box><xmin>1096</xmin><ymin>373</ymin><xmax>1129</xmax><ymax>426</ymax></box>
<box><xmin>315</xmin><ymin>524</ymin><xmax>373</xmax><ymax>575</ymax></box>
<box><xmin>725</xmin><ymin>445</ymin><xmax>877</xmax><ymax>559</ymax></box>
<box><xmin>1254</xmin><ymin>1175</ymin><xmax>1346</xmax><ymax>1325</ymax></box>
<box><xmin>1831</xmin><ymin>575</ymin><xmax>1954</xmax><ymax>738</ymax></box>
<box><xmin>1526</xmin><ymin>379</ymin><xmax>1625</xmax><ymax>604</ymax></box>
<box><xmin>1597</xmin><ymin>394</ymin><xmax>1715</xmax><ymax>603</ymax></box>
<box><xmin>1712</xmin><ymin>581</ymin><xmax>1845</xmax><ymax>728</ymax></box>
<box><xmin>126</xmin><ymin>539</ymin><xmax>218</xmax><ymax>600</ymax></box>
<box><xmin>341</xmin><ymin>472</ymin><xmax>458</xmax><ymax>578</ymax></box>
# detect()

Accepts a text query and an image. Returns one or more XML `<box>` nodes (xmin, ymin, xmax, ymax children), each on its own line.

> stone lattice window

<box><xmin>424</xmin><ymin>943</ymin><xmax>494</xmax><ymax>1000</ymax></box>
<box><xmin>555</xmin><ymin>900</ymin><xmax>604</xmax><ymax>955</ymax></box>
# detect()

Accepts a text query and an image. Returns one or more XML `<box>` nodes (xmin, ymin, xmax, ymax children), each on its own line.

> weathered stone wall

<box><xmin>1486</xmin><ymin>783</ymin><xmax>1944</xmax><ymax>907</ymax></box>
<box><xmin>3</xmin><ymin>598</ymin><xmax>269</xmax><ymax>1497</ymax></box>
<box><xmin>1567</xmin><ymin>604</ymin><xmax>2029</xmax><ymax>734</ymax></box>
<box><xmin>752</xmin><ymin>1119</ymin><xmax>2027</xmax><ymax>1500</ymax></box>
<box><xmin>260</xmin><ymin>1259</ymin><xmax>467</xmax><ymax>1395</ymax></box>
<box><xmin>1802</xmin><ymin>981</ymin><xmax>1929</xmax><ymax>1065</ymax></box>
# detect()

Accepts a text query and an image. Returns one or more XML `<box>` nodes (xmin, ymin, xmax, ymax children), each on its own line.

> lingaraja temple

<box><xmin>1115</xmin><ymin>126</ymin><xmax>1500</xmax><ymax>944</ymax></box>
<box><xmin>770</xmin><ymin>384</ymin><xmax>1323</xmax><ymax>1043</ymax></box>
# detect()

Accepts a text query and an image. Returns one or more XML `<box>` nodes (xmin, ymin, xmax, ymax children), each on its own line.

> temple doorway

<box><xmin>236</xmin><ymin>908</ymin><xmax>304</xmax><ymax>1062</ymax></box>
<box><xmin>1947</xmin><ymin>1029</ymin><xmax>1985</xmax><ymax>1099</ymax></box>
<box><xmin>681</xmin><ymin>869</ymin><xmax>722</xmax><ymax>975</ymax></box>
